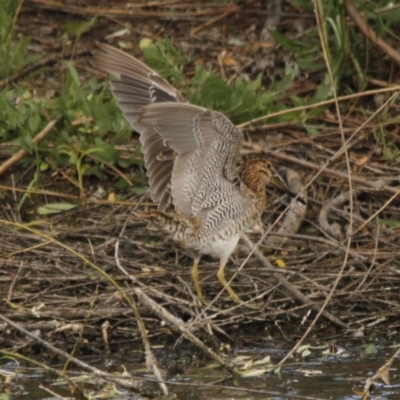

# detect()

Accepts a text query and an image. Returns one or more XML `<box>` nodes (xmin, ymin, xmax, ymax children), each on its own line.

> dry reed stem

<box><xmin>1</xmin><ymin>2</ymin><xmax>400</xmax><ymax>387</ymax></box>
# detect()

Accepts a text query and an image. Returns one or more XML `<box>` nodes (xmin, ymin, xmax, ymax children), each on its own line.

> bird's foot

<box><xmin>225</xmin><ymin>288</ymin><xmax>261</xmax><ymax>309</ymax></box>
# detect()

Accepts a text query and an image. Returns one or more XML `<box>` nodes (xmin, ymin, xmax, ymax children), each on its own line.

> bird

<box><xmin>92</xmin><ymin>43</ymin><xmax>289</xmax><ymax>307</ymax></box>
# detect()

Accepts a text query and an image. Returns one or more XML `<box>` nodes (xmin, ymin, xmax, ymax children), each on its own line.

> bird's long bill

<box><xmin>270</xmin><ymin>170</ymin><xmax>307</xmax><ymax>204</ymax></box>
<box><xmin>269</xmin><ymin>166</ymin><xmax>294</xmax><ymax>196</ymax></box>
<box><xmin>270</xmin><ymin>175</ymin><xmax>291</xmax><ymax>194</ymax></box>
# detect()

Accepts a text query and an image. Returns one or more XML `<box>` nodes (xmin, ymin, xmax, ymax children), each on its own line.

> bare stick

<box><xmin>134</xmin><ymin>287</ymin><xmax>238</xmax><ymax>376</ymax></box>
<box><xmin>345</xmin><ymin>0</ymin><xmax>400</xmax><ymax>66</ymax></box>
<box><xmin>241</xmin><ymin>234</ymin><xmax>347</xmax><ymax>328</ymax></box>
<box><xmin>0</xmin><ymin>314</ymin><xmax>141</xmax><ymax>390</ymax></box>
<box><xmin>114</xmin><ymin>238</ymin><xmax>169</xmax><ymax>395</ymax></box>
<box><xmin>361</xmin><ymin>348</ymin><xmax>400</xmax><ymax>399</ymax></box>
<box><xmin>0</xmin><ymin>119</ymin><xmax>58</xmax><ymax>176</ymax></box>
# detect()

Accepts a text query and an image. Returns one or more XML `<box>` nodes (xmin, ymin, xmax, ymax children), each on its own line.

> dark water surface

<box><xmin>1</xmin><ymin>340</ymin><xmax>399</xmax><ymax>399</ymax></box>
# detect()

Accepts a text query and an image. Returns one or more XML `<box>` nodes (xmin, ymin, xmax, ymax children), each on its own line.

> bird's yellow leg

<box><xmin>191</xmin><ymin>256</ymin><xmax>206</xmax><ymax>304</ymax></box>
<box><xmin>217</xmin><ymin>262</ymin><xmax>260</xmax><ymax>309</ymax></box>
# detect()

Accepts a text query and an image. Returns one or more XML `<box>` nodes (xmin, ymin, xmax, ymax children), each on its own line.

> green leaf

<box><xmin>92</xmin><ymin>138</ymin><xmax>119</xmax><ymax>163</ymax></box>
<box><xmin>62</xmin><ymin>17</ymin><xmax>98</xmax><ymax>38</ymax></box>
<box><xmin>305</xmin><ymin>127</ymin><xmax>320</xmax><ymax>136</ymax></box>
<box><xmin>268</xmin><ymin>29</ymin><xmax>299</xmax><ymax>51</ymax></box>
<box><xmin>40</xmin><ymin>162</ymin><xmax>49</xmax><ymax>172</ymax></box>
<box><xmin>65</xmin><ymin>61</ymin><xmax>81</xmax><ymax>87</ymax></box>
<box><xmin>37</xmin><ymin>203</ymin><xmax>78</xmax><ymax>215</ymax></box>
<box><xmin>313</xmin><ymin>75</ymin><xmax>333</xmax><ymax>101</ymax></box>
<box><xmin>130</xmin><ymin>186</ymin><xmax>148</xmax><ymax>195</ymax></box>
<box><xmin>379</xmin><ymin>219</ymin><xmax>400</xmax><ymax>228</ymax></box>
<box><xmin>364</xmin><ymin>344</ymin><xmax>378</xmax><ymax>355</ymax></box>
<box><xmin>141</xmin><ymin>39</ymin><xmax>187</xmax><ymax>83</ymax></box>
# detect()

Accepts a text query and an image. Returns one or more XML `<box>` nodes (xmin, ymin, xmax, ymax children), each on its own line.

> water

<box><xmin>1</xmin><ymin>341</ymin><xmax>399</xmax><ymax>399</ymax></box>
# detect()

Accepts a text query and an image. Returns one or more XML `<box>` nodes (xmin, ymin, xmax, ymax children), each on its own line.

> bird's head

<box><xmin>239</xmin><ymin>156</ymin><xmax>289</xmax><ymax>195</ymax></box>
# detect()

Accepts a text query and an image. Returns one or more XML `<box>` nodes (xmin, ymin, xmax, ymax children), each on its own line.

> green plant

<box><xmin>374</xmin><ymin>126</ymin><xmax>400</xmax><ymax>162</ymax></box>
<box><xmin>272</xmin><ymin>0</ymin><xmax>400</xmax><ymax>96</ymax></box>
<box><xmin>141</xmin><ymin>40</ymin><xmax>297</xmax><ymax>124</ymax></box>
<box><xmin>52</xmin><ymin>62</ymin><xmax>136</xmax><ymax>192</ymax></box>
<box><xmin>141</xmin><ymin>38</ymin><xmax>189</xmax><ymax>84</ymax></box>
<box><xmin>0</xmin><ymin>0</ymin><xmax>37</xmax><ymax>80</ymax></box>
<box><xmin>0</xmin><ymin>61</ymin><xmax>135</xmax><ymax>199</ymax></box>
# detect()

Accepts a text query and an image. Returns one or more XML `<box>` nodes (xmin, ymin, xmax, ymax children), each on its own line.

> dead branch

<box><xmin>345</xmin><ymin>0</ymin><xmax>400</xmax><ymax>67</ymax></box>
<box><xmin>240</xmin><ymin>234</ymin><xmax>348</xmax><ymax>329</ymax></box>
<box><xmin>0</xmin><ymin>119</ymin><xmax>58</xmax><ymax>176</ymax></box>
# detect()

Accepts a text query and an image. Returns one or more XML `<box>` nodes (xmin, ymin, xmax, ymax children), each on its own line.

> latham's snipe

<box><xmin>93</xmin><ymin>43</ymin><xmax>288</xmax><ymax>307</ymax></box>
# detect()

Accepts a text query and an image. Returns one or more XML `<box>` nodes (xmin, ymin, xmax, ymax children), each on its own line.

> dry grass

<box><xmin>1</xmin><ymin>1</ymin><xmax>400</xmax><ymax>394</ymax></box>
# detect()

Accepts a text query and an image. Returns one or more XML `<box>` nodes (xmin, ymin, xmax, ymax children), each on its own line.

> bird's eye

<box><xmin>263</xmin><ymin>163</ymin><xmax>272</xmax><ymax>171</ymax></box>
<box><xmin>261</xmin><ymin>165</ymin><xmax>271</xmax><ymax>174</ymax></box>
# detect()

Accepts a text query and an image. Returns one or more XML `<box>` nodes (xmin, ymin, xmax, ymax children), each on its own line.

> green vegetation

<box><xmin>0</xmin><ymin>0</ymin><xmax>35</xmax><ymax>79</ymax></box>
<box><xmin>276</xmin><ymin>0</ymin><xmax>400</xmax><ymax>95</ymax></box>
<box><xmin>140</xmin><ymin>39</ymin><xmax>293</xmax><ymax>124</ymax></box>
<box><xmin>1</xmin><ymin>0</ymin><xmax>400</xmax><ymax>205</ymax></box>
<box><xmin>0</xmin><ymin>0</ymin><xmax>136</xmax><ymax>198</ymax></box>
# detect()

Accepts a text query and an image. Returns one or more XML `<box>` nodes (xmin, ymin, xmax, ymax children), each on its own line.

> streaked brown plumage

<box><xmin>92</xmin><ymin>43</ymin><xmax>287</xmax><ymax>306</ymax></box>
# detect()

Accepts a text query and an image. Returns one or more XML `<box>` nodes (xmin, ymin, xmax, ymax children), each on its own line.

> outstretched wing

<box><xmin>92</xmin><ymin>43</ymin><xmax>182</xmax><ymax>210</ymax></box>
<box><xmin>92</xmin><ymin>44</ymin><xmax>243</xmax><ymax>217</ymax></box>
<box><xmin>135</xmin><ymin>102</ymin><xmax>243</xmax><ymax>217</ymax></box>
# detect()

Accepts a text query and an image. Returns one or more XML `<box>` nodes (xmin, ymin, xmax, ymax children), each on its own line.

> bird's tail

<box><xmin>139</xmin><ymin>211</ymin><xmax>194</xmax><ymax>237</ymax></box>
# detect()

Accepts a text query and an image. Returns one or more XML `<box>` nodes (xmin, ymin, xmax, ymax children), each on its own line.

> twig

<box><xmin>89</xmin><ymin>154</ymin><xmax>134</xmax><ymax>186</ymax></box>
<box><xmin>240</xmin><ymin>234</ymin><xmax>347</xmax><ymax>328</ymax></box>
<box><xmin>238</xmin><ymin>85</ymin><xmax>400</xmax><ymax>129</ymax></box>
<box><xmin>361</xmin><ymin>347</ymin><xmax>400</xmax><ymax>399</ymax></box>
<box><xmin>0</xmin><ymin>314</ymin><xmax>141</xmax><ymax>390</ymax></box>
<box><xmin>0</xmin><ymin>119</ymin><xmax>58</xmax><ymax>176</ymax></box>
<box><xmin>257</xmin><ymin>147</ymin><xmax>400</xmax><ymax>196</ymax></box>
<box><xmin>0</xmin><ymin>50</ymin><xmax>90</xmax><ymax>89</ymax></box>
<box><xmin>114</xmin><ymin>238</ymin><xmax>168</xmax><ymax>396</ymax></box>
<box><xmin>345</xmin><ymin>0</ymin><xmax>400</xmax><ymax>66</ymax></box>
<box><xmin>38</xmin><ymin>384</ymin><xmax>67</xmax><ymax>399</ymax></box>
<box><xmin>272</xmin><ymin>0</ymin><xmax>355</xmax><ymax>371</ymax></box>
<box><xmin>0</xmin><ymin>56</ymin><xmax>57</xmax><ymax>88</ymax></box>
<box><xmin>134</xmin><ymin>287</ymin><xmax>238</xmax><ymax>376</ymax></box>
<box><xmin>115</xmin><ymin>221</ymin><xmax>237</xmax><ymax>376</ymax></box>
<box><xmin>190</xmin><ymin>5</ymin><xmax>239</xmax><ymax>36</ymax></box>
<box><xmin>25</xmin><ymin>0</ymin><xmax>232</xmax><ymax>19</ymax></box>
